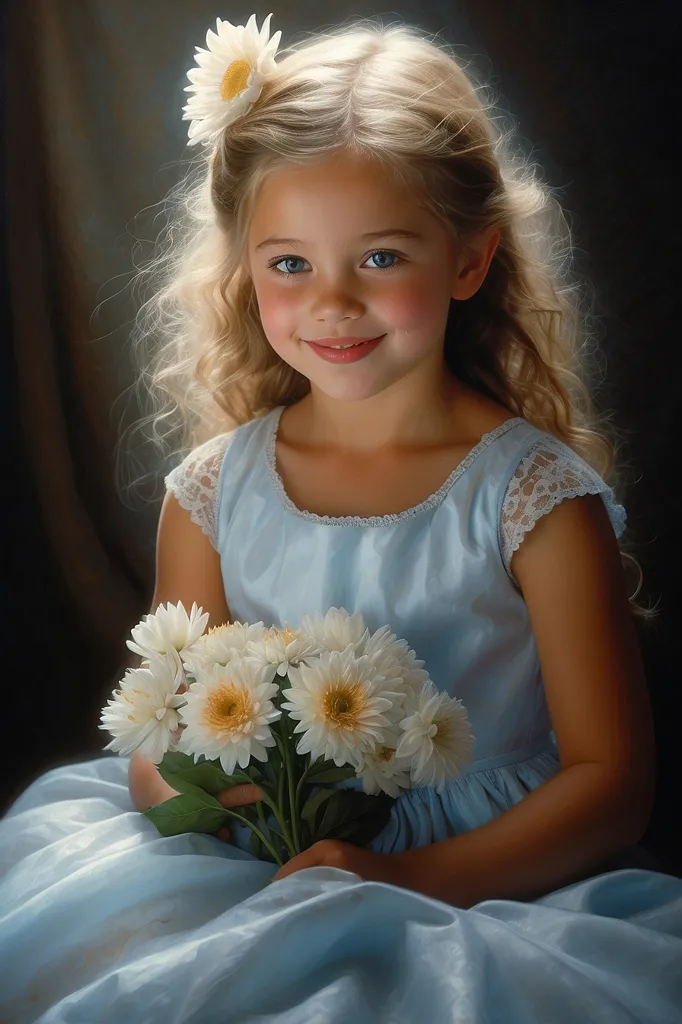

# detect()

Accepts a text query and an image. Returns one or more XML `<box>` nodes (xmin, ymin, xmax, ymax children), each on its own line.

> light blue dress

<box><xmin>1</xmin><ymin>406</ymin><xmax>680</xmax><ymax>1023</ymax></box>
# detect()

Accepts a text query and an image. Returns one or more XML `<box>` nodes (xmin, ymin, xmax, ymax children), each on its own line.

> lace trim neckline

<box><xmin>264</xmin><ymin>406</ymin><xmax>526</xmax><ymax>527</ymax></box>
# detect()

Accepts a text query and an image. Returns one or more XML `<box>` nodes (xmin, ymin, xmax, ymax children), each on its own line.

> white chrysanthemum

<box><xmin>280</xmin><ymin>649</ymin><xmax>400</xmax><ymax>768</ymax></box>
<box><xmin>178</xmin><ymin>658</ymin><xmax>281</xmax><ymax>775</ymax></box>
<box><xmin>357</xmin><ymin>734</ymin><xmax>413</xmax><ymax>798</ymax></box>
<box><xmin>299</xmin><ymin>607</ymin><xmax>369</xmax><ymax>654</ymax></box>
<box><xmin>127</xmin><ymin>601</ymin><xmax>209</xmax><ymax>667</ymax></box>
<box><xmin>248</xmin><ymin>625</ymin><xmax>323</xmax><ymax>677</ymax></box>
<box><xmin>181</xmin><ymin>621</ymin><xmax>267</xmax><ymax>675</ymax></box>
<box><xmin>395</xmin><ymin>681</ymin><xmax>475</xmax><ymax>793</ymax></box>
<box><xmin>360</xmin><ymin>625</ymin><xmax>432</xmax><ymax>715</ymax></box>
<box><xmin>183</xmin><ymin>13</ymin><xmax>281</xmax><ymax>146</ymax></box>
<box><xmin>100</xmin><ymin>653</ymin><xmax>185</xmax><ymax>763</ymax></box>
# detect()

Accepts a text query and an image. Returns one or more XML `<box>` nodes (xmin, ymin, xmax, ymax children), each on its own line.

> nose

<box><xmin>309</xmin><ymin>276</ymin><xmax>365</xmax><ymax>324</ymax></box>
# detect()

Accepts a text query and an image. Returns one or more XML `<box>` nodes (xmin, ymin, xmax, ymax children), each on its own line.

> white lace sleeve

<box><xmin>500</xmin><ymin>437</ymin><xmax>627</xmax><ymax>583</ymax></box>
<box><xmin>164</xmin><ymin>431</ymin><xmax>236</xmax><ymax>550</ymax></box>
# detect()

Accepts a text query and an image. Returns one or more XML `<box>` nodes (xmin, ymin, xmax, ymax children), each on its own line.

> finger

<box><xmin>273</xmin><ymin>848</ymin><xmax>320</xmax><ymax>882</ymax></box>
<box><xmin>217</xmin><ymin>784</ymin><xmax>264</xmax><ymax>809</ymax></box>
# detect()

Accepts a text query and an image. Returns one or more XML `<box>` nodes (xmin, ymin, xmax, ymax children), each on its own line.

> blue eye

<box><xmin>267</xmin><ymin>250</ymin><xmax>403</xmax><ymax>277</ymax></box>
<box><xmin>271</xmin><ymin>256</ymin><xmax>308</xmax><ymax>275</ymax></box>
<box><xmin>365</xmin><ymin>251</ymin><xmax>400</xmax><ymax>270</ymax></box>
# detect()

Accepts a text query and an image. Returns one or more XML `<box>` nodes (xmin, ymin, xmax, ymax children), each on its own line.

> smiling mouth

<box><xmin>304</xmin><ymin>337</ymin><xmax>380</xmax><ymax>349</ymax></box>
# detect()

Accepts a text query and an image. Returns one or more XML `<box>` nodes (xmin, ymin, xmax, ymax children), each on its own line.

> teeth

<box><xmin>330</xmin><ymin>341</ymin><xmax>365</xmax><ymax>349</ymax></box>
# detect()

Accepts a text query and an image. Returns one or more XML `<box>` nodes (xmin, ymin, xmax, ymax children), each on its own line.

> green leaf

<box><xmin>156</xmin><ymin>751</ymin><xmax>196</xmax><ymax>776</ymax></box>
<box><xmin>144</xmin><ymin>785</ymin><xmax>229</xmax><ymax>837</ymax></box>
<box><xmin>158</xmin><ymin>760</ymin><xmax>238</xmax><ymax>796</ymax></box>
<box><xmin>315</xmin><ymin>791</ymin><xmax>395</xmax><ymax>845</ymax></box>
<box><xmin>305</xmin><ymin>763</ymin><xmax>358</xmax><ymax>784</ymax></box>
<box><xmin>300</xmin><ymin>787</ymin><xmax>337</xmax><ymax>829</ymax></box>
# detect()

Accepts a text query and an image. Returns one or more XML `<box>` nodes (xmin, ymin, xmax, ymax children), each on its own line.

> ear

<box><xmin>451</xmin><ymin>228</ymin><xmax>501</xmax><ymax>301</ymax></box>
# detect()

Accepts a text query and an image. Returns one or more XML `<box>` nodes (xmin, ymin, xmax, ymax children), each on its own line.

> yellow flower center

<box><xmin>220</xmin><ymin>59</ymin><xmax>251</xmax><ymax>102</ymax></box>
<box><xmin>433</xmin><ymin>716</ymin><xmax>450</xmax><ymax>743</ymax></box>
<box><xmin>323</xmin><ymin>683</ymin><xmax>364</xmax><ymax>730</ymax></box>
<box><xmin>378</xmin><ymin>746</ymin><xmax>394</xmax><ymax>763</ymax></box>
<box><xmin>204</xmin><ymin>683</ymin><xmax>253</xmax><ymax>732</ymax></box>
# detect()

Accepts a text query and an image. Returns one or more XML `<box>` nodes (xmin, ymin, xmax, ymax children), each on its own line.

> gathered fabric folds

<box><xmin>1</xmin><ymin>757</ymin><xmax>680</xmax><ymax>1024</ymax></box>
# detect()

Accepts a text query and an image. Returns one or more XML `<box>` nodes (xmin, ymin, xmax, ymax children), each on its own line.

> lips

<box><xmin>305</xmin><ymin>337</ymin><xmax>379</xmax><ymax>349</ymax></box>
<box><xmin>305</xmin><ymin>335</ymin><xmax>385</xmax><ymax>364</ymax></box>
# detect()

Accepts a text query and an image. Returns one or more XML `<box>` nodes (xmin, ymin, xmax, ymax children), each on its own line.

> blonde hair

<box><xmin>124</xmin><ymin>17</ymin><xmax>656</xmax><ymax>618</ymax></box>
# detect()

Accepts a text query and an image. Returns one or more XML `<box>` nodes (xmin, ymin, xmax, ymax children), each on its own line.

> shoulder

<box><xmin>499</xmin><ymin>431</ymin><xmax>627</xmax><ymax>584</ymax></box>
<box><xmin>164</xmin><ymin>430</ymin><xmax>238</xmax><ymax>549</ymax></box>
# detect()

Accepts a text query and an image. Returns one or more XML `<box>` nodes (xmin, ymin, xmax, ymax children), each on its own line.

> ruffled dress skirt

<box><xmin>1</xmin><ymin>754</ymin><xmax>680</xmax><ymax>1024</ymax></box>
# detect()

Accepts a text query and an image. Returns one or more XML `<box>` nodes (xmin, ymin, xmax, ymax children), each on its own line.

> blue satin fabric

<box><xmin>1</xmin><ymin>758</ymin><xmax>680</xmax><ymax>1022</ymax></box>
<box><xmin>1</xmin><ymin>407</ymin><xmax>681</xmax><ymax>1021</ymax></box>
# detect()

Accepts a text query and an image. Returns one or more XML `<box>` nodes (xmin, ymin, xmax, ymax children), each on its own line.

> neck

<box><xmin>291</xmin><ymin>370</ymin><xmax>469</xmax><ymax>454</ymax></box>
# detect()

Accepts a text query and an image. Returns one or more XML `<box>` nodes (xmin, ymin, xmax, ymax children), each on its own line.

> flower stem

<box><xmin>220</xmin><ymin>807</ymin><xmax>284</xmax><ymax>867</ymax></box>
<box><xmin>281</xmin><ymin>719</ymin><xmax>301</xmax><ymax>854</ymax></box>
<box><xmin>235</xmin><ymin>766</ymin><xmax>296</xmax><ymax>860</ymax></box>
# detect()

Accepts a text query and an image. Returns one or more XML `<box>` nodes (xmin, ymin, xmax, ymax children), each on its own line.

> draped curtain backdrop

<box><xmin>2</xmin><ymin>0</ymin><xmax>679</xmax><ymax>871</ymax></box>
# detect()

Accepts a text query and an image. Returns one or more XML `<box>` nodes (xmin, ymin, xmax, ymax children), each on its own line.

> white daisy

<box><xmin>181</xmin><ymin>621</ymin><xmax>266</xmax><ymax>675</ymax></box>
<box><xmin>280</xmin><ymin>648</ymin><xmax>398</xmax><ymax>768</ymax></box>
<box><xmin>127</xmin><ymin>601</ymin><xmax>209</xmax><ymax>667</ymax></box>
<box><xmin>100</xmin><ymin>653</ymin><xmax>185</xmax><ymax>763</ymax></box>
<box><xmin>357</xmin><ymin>735</ymin><xmax>413</xmax><ymax>798</ymax></box>
<box><xmin>360</xmin><ymin>625</ymin><xmax>432</xmax><ymax>714</ymax></box>
<box><xmin>178</xmin><ymin>658</ymin><xmax>281</xmax><ymax>775</ymax></box>
<box><xmin>248</xmin><ymin>625</ymin><xmax>323</xmax><ymax>677</ymax></box>
<box><xmin>183</xmin><ymin>13</ymin><xmax>282</xmax><ymax>147</ymax></box>
<box><xmin>395</xmin><ymin>681</ymin><xmax>475</xmax><ymax>793</ymax></box>
<box><xmin>299</xmin><ymin>607</ymin><xmax>369</xmax><ymax>654</ymax></box>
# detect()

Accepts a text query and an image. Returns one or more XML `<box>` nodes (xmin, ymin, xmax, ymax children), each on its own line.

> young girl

<box><xmin>1</xmin><ymin>14</ymin><xmax>680</xmax><ymax>1023</ymax></box>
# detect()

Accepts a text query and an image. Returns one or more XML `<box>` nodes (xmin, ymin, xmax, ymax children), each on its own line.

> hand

<box><xmin>215</xmin><ymin>784</ymin><xmax>264</xmax><ymax>843</ymax></box>
<box><xmin>272</xmin><ymin>839</ymin><xmax>413</xmax><ymax>889</ymax></box>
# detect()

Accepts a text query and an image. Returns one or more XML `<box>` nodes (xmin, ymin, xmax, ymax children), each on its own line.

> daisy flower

<box><xmin>280</xmin><ymin>648</ymin><xmax>399</xmax><ymax>768</ymax></box>
<box><xmin>183</xmin><ymin>13</ymin><xmax>282</xmax><ymax>146</ymax></box>
<box><xmin>357</xmin><ymin>734</ymin><xmax>413</xmax><ymax>798</ymax></box>
<box><xmin>100</xmin><ymin>653</ymin><xmax>185</xmax><ymax>763</ymax></box>
<box><xmin>178</xmin><ymin>658</ymin><xmax>281</xmax><ymax>775</ymax></box>
<box><xmin>127</xmin><ymin>601</ymin><xmax>208</xmax><ymax>668</ymax></box>
<box><xmin>248</xmin><ymin>625</ymin><xmax>323</xmax><ymax>677</ymax></box>
<box><xmin>395</xmin><ymin>681</ymin><xmax>475</xmax><ymax>793</ymax></box>
<box><xmin>360</xmin><ymin>624</ymin><xmax>433</xmax><ymax>714</ymax></box>
<box><xmin>181</xmin><ymin>621</ymin><xmax>266</xmax><ymax>675</ymax></box>
<box><xmin>299</xmin><ymin>607</ymin><xmax>369</xmax><ymax>653</ymax></box>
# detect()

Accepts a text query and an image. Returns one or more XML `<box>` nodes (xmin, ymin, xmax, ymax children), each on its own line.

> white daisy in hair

<box><xmin>178</xmin><ymin>658</ymin><xmax>281</xmax><ymax>775</ymax></box>
<box><xmin>247</xmin><ymin>625</ymin><xmax>323</xmax><ymax>677</ymax></box>
<box><xmin>395</xmin><ymin>680</ymin><xmax>475</xmax><ymax>793</ymax></box>
<box><xmin>183</xmin><ymin>13</ymin><xmax>282</xmax><ymax>146</ymax></box>
<box><xmin>299</xmin><ymin>607</ymin><xmax>369</xmax><ymax>654</ymax></box>
<box><xmin>281</xmin><ymin>649</ymin><xmax>400</xmax><ymax>768</ymax></box>
<box><xmin>181</xmin><ymin>621</ymin><xmax>267</xmax><ymax>675</ymax></box>
<box><xmin>126</xmin><ymin>601</ymin><xmax>209</xmax><ymax>668</ymax></box>
<box><xmin>100</xmin><ymin>652</ymin><xmax>186</xmax><ymax>763</ymax></box>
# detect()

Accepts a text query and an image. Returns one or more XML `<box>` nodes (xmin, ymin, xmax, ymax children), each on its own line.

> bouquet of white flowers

<box><xmin>100</xmin><ymin>603</ymin><xmax>474</xmax><ymax>866</ymax></box>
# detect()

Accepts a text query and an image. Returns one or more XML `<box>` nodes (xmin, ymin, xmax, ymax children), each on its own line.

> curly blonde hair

<box><xmin>123</xmin><ymin>17</ymin><xmax>656</xmax><ymax>618</ymax></box>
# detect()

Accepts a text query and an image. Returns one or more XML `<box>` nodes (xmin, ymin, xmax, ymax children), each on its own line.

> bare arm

<box><xmin>399</xmin><ymin>493</ymin><xmax>656</xmax><ymax>907</ymax></box>
<box><xmin>129</xmin><ymin>490</ymin><xmax>263</xmax><ymax>822</ymax></box>
<box><xmin>152</xmin><ymin>490</ymin><xmax>231</xmax><ymax>626</ymax></box>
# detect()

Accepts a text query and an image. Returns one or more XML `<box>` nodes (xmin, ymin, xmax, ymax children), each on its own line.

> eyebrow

<box><xmin>254</xmin><ymin>229</ymin><xmax>425</xmax><ymax>251</ymax></box>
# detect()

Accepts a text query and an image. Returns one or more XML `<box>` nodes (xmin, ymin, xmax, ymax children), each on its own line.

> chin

<box><xmin>308</xmin><ymin>374</ymin><xmax>399</xmax><ymax>404</ymax></box>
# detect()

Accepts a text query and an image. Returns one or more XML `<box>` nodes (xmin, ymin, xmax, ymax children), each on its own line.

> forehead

<box><xmin>248</xmin><ymin>152</ymin><xmax>433</xmax><ymax>239</ymax></box>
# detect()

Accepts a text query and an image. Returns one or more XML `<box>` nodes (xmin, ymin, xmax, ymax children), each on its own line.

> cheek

<box><xmin>253</xmin><ymin>277</ymin><xmax>297</xmax><ymax>340</ymax></box>
<box><xmin>381</xmin><ymin>276</ymin><xmax>450</xmax><ymax>335</ymax></box>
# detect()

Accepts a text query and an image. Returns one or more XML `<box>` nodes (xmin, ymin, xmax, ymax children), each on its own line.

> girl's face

<box><xmin>246</xmin><ymin>150</ymin><xmax>495</xmax><ymax>404</ymax></box>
